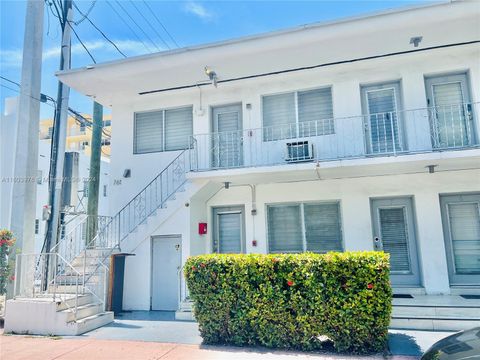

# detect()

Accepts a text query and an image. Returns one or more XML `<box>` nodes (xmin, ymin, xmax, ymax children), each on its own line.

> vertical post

<box><xmin>8</xmin><ymin>0</ymin><xmax>44</xmax><ymax>298</ymax></box>
<box><xmin>44</xmin><ymin>0</ymin><xmax>73</xmax><ymax>257</ymax></box>
<box><xmin>86</xmin><ymin>102</ymin><xmax>103</xmax><ymax>245</ymax></box>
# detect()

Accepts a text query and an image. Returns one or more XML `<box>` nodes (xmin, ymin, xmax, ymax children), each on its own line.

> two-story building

<box><xmin>56</xmin><ymin>1</ymin><xmax>480</xmax><ymax>330</ymax></box>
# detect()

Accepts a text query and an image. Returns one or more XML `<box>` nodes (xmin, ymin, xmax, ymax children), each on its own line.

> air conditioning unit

<box><xmin>285</xmin><ymin>141</ymin><xmax>314</xmax><ymax>162</ymax></box>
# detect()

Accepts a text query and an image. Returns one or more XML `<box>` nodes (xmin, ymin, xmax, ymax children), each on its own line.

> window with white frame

<box><xmin>267</xmin><ymin>202</ymin><xmax>343</xmax><ymax>253</ymax></box>
<box><xmin>133</xmin><ymin>106</ymin><xmax>193</xmax><ymax>154</ymax></box>
<box><xmin>262</xmin><ymin>87</ymin><xmax>334</xmax><ymax>141</ymax></box>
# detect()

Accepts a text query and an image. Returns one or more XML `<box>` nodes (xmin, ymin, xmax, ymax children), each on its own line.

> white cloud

<box><xmin>0</xmin><ymin>39</ymin><xmax>151</xmax><ymax>68</ymax></box>
<box><xmin>183</xmin><ymin>1</ymin><xmax>214</xmax><ymax>21</ymax></box>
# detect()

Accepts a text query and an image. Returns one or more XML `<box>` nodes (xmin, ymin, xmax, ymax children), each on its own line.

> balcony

<box><xmin>190</xmin><ymin>103</ymin><xmax>479</xmax><ymax>172</ymax></box>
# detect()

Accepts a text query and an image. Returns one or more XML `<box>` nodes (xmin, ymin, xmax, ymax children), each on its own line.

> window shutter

<box><xmin>298</xmin><ymin>88</ymin><xmax>334</xmax><ymax>137</ymax></box>
<box><xmin>218</xmin><ymin>213</ymin><xmax>242</xmax><ymax>253</ymax></box>
<box><xmin>432</xmin><ymin>82</ymin><xmax>463</xmax><ymax>107</ymax></box>
<box><xmin>448</xmin><ymin>203</ymin><xmax>480</xmax><ymax>274</ymax></box>
<box><xmin>134</xmin><ymin>110</ymin><xmax>164</xmax><ymax>153</ymax></box>
<box><xmin>165</xmin><ymin>107</ymin><xmax>193</xmax><ymax>151</ymax></box>
<box><xmin>263</xmin><ymin>93</ymin><xmax>296</xmax><ymax>141</ymax></box>
<box><xmin>267</xmin><ymin>205</ymin><xmax>303</xmax><ymax>253</ymax></box>
<box><xmin>379</xmin><ymin>207</ymin><xmax>411</xmax><ymax>272</ymax></box>
<box><xmin>304</xmin><ymin>203</ymin><xmax>343</xmax><ymax>253</ymax></box>
<box><xmin>366</xmin><ymin>88</ymin><xmax>401</xmax><ymax>153</ymax></box>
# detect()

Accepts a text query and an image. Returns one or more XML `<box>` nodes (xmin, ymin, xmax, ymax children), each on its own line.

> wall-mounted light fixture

<box><xmin>426</xmin><ymin>165</ymin><xmax>438</xmax><ymax>174</ymax></box>
<box><xmin>224</xmin><ymin>182</ymin><xmax>230</xmax><ymax>189</ymax></box>
<box><xmin>409</xmin><ymin>36</ymin><xmax>423</xmax><ymax>47</ymax></box>
<box><xmin>204</xmin><ymin>66</ymin><xmax>218</xmax><ymax>87</ymax></box>
<box><xmin>123</xmin><ymin>169</ymin><xmax>131</xmax><ymax>178</ymax></box>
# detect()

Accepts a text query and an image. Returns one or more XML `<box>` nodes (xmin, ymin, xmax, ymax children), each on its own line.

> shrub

<box><xmin>0</xmin><ymin>229</ymin><xmax>16</xmax><ymax>295</ymax></box>
<box><xmin>184</xmin><ymin>251</ymin><xmax>391</xmax><ymax>354</ymax></box>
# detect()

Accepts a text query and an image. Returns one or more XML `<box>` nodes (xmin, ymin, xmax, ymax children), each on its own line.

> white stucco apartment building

<box><xmin>56</xmin><ymin>1</ymin><xmax>479</xmax><ymax>324</ymax></box>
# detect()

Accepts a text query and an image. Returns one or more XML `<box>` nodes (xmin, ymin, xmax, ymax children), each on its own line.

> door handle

<box><xmin>373</xmin><ymin>237</ymin><xmax>383</xmax><ymax>251</ymax></box>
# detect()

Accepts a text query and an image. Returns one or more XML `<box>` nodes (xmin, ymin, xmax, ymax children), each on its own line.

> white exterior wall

<box><xmin>107</xmin><ymin>45</ymin><xmax>479</xmax><ymax>215</ymax></box>
<box><xmin>204</xmin><ymin>170</ymin><xmax>480</xmax><ymax>294</ymax></box>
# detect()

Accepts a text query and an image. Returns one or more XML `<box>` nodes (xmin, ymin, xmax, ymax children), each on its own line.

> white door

<box><xmin>361</xmin><ymin>82</ymin><xmax>404</xmax><ymax>154</ymax></box>
<box><xmin>211</xmin><ymin>104</ymin><xmax>243</xmax><ymax>168</ymax></box>
<box><xmin>440</xmin><ymin>194</ymin><xmax>480</xmax><ymax>285</ymax></box>
<box><xmin>213</xmin><ymin>206</ymin><xmax>245</xmax><ymax>253</ymax></box>
<box><xmin>371</xmin><ymin>197</ymin><xmax>421</xmax><ymax>286</ymax></box>
<box><xmin>151</xmin><ymin>235</ymin><xmax>181</xmax><ymax>311</ymax></box>
<box><xmin>425</xmin><ymin>73</ymin><xmax>475</xmax><ymax>148</ymax></box>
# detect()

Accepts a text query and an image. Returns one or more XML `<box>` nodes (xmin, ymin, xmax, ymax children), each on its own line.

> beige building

<box><xmin>39</xmin><ymin>114</ymin><xmax>112</xmax><ymax>157</ymax></box>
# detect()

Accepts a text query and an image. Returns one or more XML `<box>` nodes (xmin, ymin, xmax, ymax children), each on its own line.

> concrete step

<box><xmin>60</xmin><ymin>302</ymin><xmax>104</xmax><ymax>322</ymax></box>
<box><xmin>175</xmin><ymin>300</ymin><xmax>195</xmax><ymax>321</ymax></box>
<box><xmin>390</xmin><ymin>294</ymin><xmax>480</xmax><ymax>331</ymax></box>
<box><xmin>392</xmin><ymin>305</ymin><xmax>480</xmax><ymax>318</ymax></box>
<box><xmin>58</xmin><ymin>294</ymin><xmax>94</xmax><ymax>310</ymax></box>
<box><xmin>75</xmin><ymin>311</ymin><xmax>114</xmax><ymax>335</ymax></box>
<box><xmin>390</xmin><ymin>317</ymin><xmax>480</xmax><ymax>331</ymax></box>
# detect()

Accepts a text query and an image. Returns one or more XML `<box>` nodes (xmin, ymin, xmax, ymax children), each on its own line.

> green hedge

<box><xmin>184</xmin><ymin>251</ymin><xmax>391</xmax><ymax>354</ymax></box>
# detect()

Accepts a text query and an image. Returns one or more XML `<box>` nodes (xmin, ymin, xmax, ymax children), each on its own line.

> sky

<box><xmin>0</xmin><ymin>0</ymin><xmax>432</xmax><ymax>119</ymax></box>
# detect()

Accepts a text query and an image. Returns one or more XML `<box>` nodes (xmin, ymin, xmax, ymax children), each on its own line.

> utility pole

<box><xmin>8</xmin><ymin>0</ymin><xmax>44</xmax><ymax>298</ymax></box>
<box><xmin>86</xmin><ymin>101</ymin><xmax>103</xmax><ymax>244</ymax></box>
<box><xmin>44</xmin><ymin>0</ymin><xmax>73</xmax><ymax>257</ymax></box>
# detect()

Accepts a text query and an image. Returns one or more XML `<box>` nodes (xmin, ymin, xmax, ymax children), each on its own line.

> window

<box><xmin>134</xmin><ymin>106</ymin><xmax>193</xmax><ymax>154</ymax></box>
<box><xmin>79</xmin><ymin>122</ymin><xmax>86</xmax><ymax>133</ymax></box>
<box><xmin>267</xmin><ymin>202</ymin><xmax>343</xmax><ymax>253</ymax></box>
<box><xmin>101</xmin><ymin>139</ymin><xmax>111</xmax><ymax>146</ymax></box>
<box><xmin>103</xmin><ymin>120</ymin><xmax>111</xmax><ymax>127</ymax></box>
<box><xmin>262</xmin><ymin>88</ymin><xmax>334</xmax><ymax>141</ymax></box>
<box><xmin>35</xmin><ymin>219</ymin><xmax>39</xmax><ymax>234</ymax></box>
<box><xmin>47</xmin><ymin>127</ymin><xmax>53</xmax><ymax>139</ymax></box>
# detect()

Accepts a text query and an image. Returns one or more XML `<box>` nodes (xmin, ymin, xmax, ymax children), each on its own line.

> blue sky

<box><xmin>1</xmin><ymin>0</ymin><xmax>431</xmax><ymax>119</ymax></box>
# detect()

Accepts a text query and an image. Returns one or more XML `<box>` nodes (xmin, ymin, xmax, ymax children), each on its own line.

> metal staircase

<box><xmin>6</xmin><ymin>150</ymin><xmax>191</xmax><ymax>335</ymax></box>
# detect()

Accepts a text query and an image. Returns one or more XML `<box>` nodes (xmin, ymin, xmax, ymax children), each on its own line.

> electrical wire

<box><xmin>72</xmin><ymin>1</ymin><xmax>127</xmax><ymax>58</ymax></box>
<box><xmin>139</xmin><ymin>40</ymin><xmax>480</xmax><ymax>95</ymax></box>
<box><xmin>129</xmin><ymin>0</ymin><xmax>170</xmax><ymax>50</ymax></box>
<box><xmin>73</xmin><ymin>0</ymin><xmax>96</xmax><ymax>25</ymax></box>
<box><xmin>0</xmin><ymin>76</ymin><xmax>20</xmax><ymax>87</ymax></box>
<box><xmin>0</xmin><ymin>79</ymin><xmax>110</xmax><ymax>139</ymax></box>
<box><xmin>114</xmin><ymin>0</ymin><xmax>161</xmax><ymax>52</ymax></box>
<box><xmin>105</xmin><ymin>0</ymin><xmax>152</xmax><ymax>53</ymax></box>
<box><xmin>67</xmin><ymin>21</ymin><xmax>97</xmax><ymax>64</ymax></box>
<box><xmin>141</xmin><ymin>0</ymin><xmax>180</xmax><ymax>48</ymax></box>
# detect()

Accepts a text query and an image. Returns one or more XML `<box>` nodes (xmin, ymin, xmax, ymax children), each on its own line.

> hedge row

<box><xmin>184</xmin><ymin>251</ymin><xmax>391</xmax><ymax>354</ymax></box>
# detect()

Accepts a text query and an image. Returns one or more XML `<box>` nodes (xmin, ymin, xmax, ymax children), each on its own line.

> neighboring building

<box><xmin>39</xmin><ymin>114</ymin><xmax>112</xmax><ymax>157</ymax></box>
<box><xmin>13</xmin><ymin>0</ymin><xmax>478</xmax><ymax>333</ymax></box>
<box><xmin>0</xmin><ymin>97</ymin><xmax>111</xmax><ymax>253</ymax></box>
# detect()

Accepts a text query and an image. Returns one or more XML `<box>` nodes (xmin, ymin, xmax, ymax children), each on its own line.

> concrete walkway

<box><xmin>1</xmin><ymin>311</ymin><xmax>454</xmax><ymax>359</ymax></box>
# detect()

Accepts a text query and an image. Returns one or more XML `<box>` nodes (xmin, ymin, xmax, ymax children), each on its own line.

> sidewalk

<box><xmin>1</xmin><ymin>335</ymin><xmax>417</xmax><ymax>360</ymax></box>
<box><xmin>1</xmin><ymin>311</ymin><xmax>453</xmax><ymax>359</ymax></box>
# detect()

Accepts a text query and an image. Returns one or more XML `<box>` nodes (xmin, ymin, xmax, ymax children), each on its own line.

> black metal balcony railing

<box><xmin>190</xmin><ymin>103</ymin><xmax>478</xmax><ymax>171</ymax></box>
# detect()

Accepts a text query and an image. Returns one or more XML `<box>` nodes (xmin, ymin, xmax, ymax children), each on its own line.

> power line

<box><xmin>105</xmin><ymin>0</ymin><xmax>152</xmax><ymax>54</ymax></box>
<box><xmin>72</xmin><ymin>1</ymin><xmax>127</xmax><ymax>58</ymax></box>
<box><xmin>114</xmin><ymin>0</ymin><xmax>161</xmax><ymax>52</ymax></box>
<box><xmin>73</xmin><ymin>0</ymin><xmax>96</xmax><ymax>25</ymax></box>
<box><xmin>68</xmin><ymin>21</ymin><xmax>97</xmax><ymax>63</ymax></box>
<box><xmin>142</xmin><ymin>0</ymin><xmax>180</xmax><ymax>48</ymax></box>
<box><xmin>0</xmin><ymin>76</ymin><xmax>20</xmax><ymax>87</ymax></box>
<box><xmin>0</xmin><ymin>81</ymin><xmax>110</xmax><ymax>139</ymax></box>
<box><xmin>129</xmin><ymin>0</ymin><xmax>170</xmax><ymax>50</ymax></box>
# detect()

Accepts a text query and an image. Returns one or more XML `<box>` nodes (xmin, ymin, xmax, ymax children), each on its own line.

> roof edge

<box><xmin>56</xmin><ymin>0</ymin><xmax>454</xmax><ymax>78</ymax></box>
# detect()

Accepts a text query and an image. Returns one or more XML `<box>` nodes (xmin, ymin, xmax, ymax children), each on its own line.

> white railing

<box><xmin>51</xmin><ymin>214</ymin><xmax>111</xmax><ymax>264</ymax></box>
<box><xmin>14</xmin><ymin>253</ymin><xmax>85</xmax><ymax>321</ymax></box>
<box><xmin>190</xmin><ymin>103</ymin><xmax>478</xmax><ymax>171</ymax></box>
